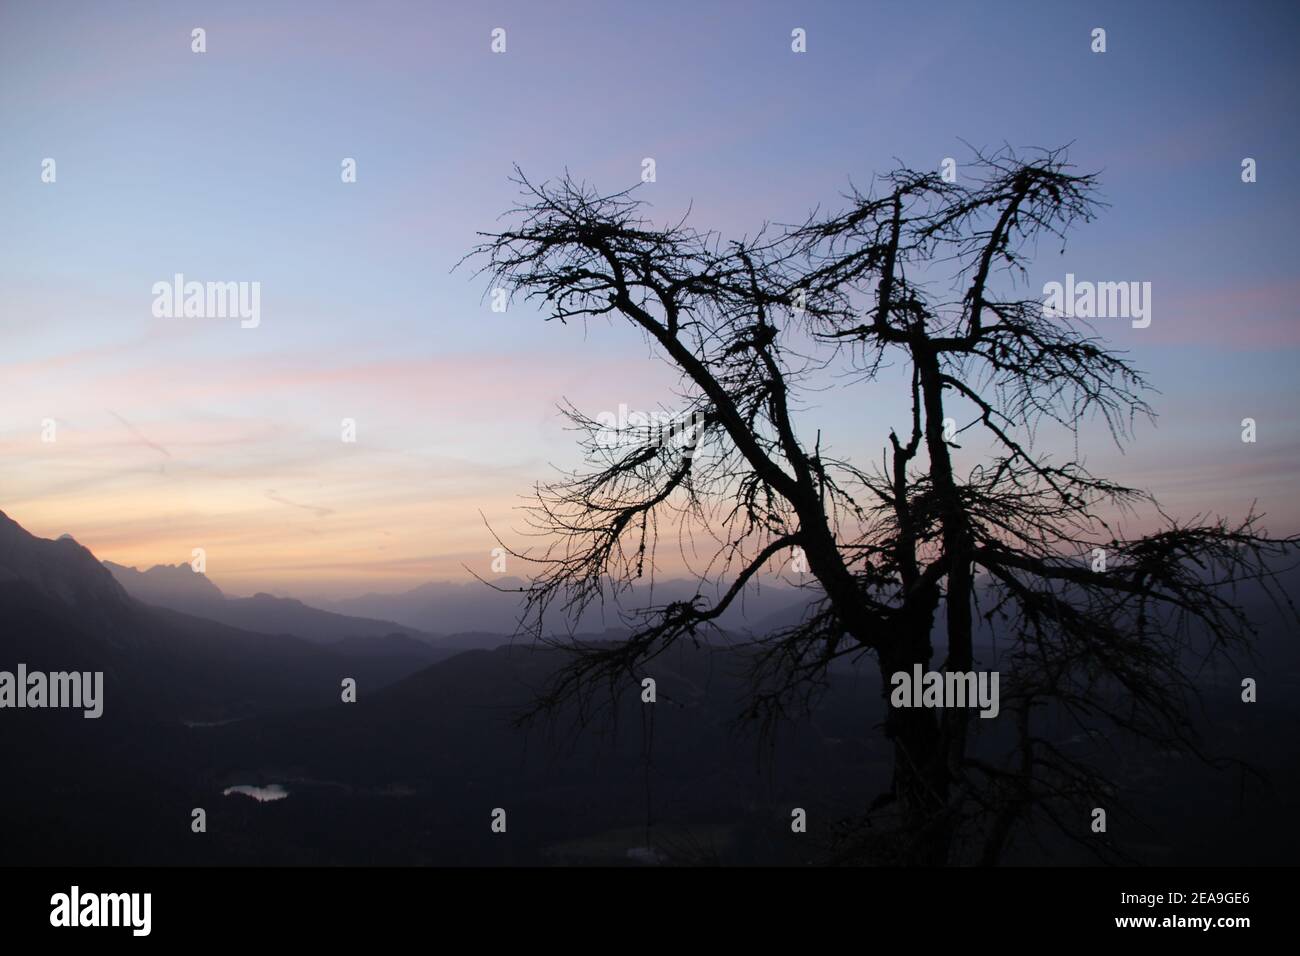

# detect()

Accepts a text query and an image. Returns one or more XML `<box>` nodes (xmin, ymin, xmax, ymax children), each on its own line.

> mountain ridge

<box><xmin>103</xmin><ymin>558</ymin><xmax>439</xmax><ymax>645</ymax></box>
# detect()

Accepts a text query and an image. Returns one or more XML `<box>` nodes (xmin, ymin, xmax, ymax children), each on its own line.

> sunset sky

<box><xmin>2</xmin><ymin>0</ymin><xmax>1297</xmax><ymax>599</ymax></box>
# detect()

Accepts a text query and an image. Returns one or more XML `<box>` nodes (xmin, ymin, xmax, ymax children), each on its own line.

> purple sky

<box><xmin>2</xmin><ymin>0</ymin><xmax>1297</xmax><ymax>598</ymax></box>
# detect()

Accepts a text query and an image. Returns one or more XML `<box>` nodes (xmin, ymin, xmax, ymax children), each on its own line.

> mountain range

<box><xmin>2</xmin><ymin>508</ymin><xmax>1297</xmax><ymax>866</ymax></box>
<box><xmin>103</xmin><ymin>559</ymin><xmax>438</xmax><ymax>645</ymax></box>
<box><xmin>319</xmin><ymin>575</ymin><xmax>813</xmax><ymax>637</ymax></box>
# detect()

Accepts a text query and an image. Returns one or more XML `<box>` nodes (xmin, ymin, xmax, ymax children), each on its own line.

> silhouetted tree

<box><xmin>469</xmin><ymin>147</ymin><xmax>1296</xmax><ymax>865</ymax></box>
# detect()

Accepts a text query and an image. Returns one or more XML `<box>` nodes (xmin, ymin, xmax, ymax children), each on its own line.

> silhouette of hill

<box><xmin>0</xmin><ymin>511</ymin><xmax>446</xmax><ymax>723</ymax></box>
<box><xmin>1</xmin><ymin>516</ymin><xmax>133</xmax><ymax>613</ymax></box>
<box><xmin>2</xmin><ymin>510</ymin><xmax>1296</xmax><ymax>867</ymax></box>
<box><xmin>104</xmin><ymin>560</ymin><xmax>436</xmax><ymax>645</ymax></box>
<box><xmin>326</xmin><ymin>575</ymin><xmax>814</xmax><ymax>637</ymax></box>
<box><xmin>102</xmin><ymin>560</ymin><xmax>224</xmax><ymax>607</ymax></box>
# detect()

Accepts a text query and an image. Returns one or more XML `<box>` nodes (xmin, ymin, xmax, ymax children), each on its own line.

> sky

<box><xmin>1</xmin><ymin>0</ymin><xmax>1297</xmax><ymax>599</ymax></box>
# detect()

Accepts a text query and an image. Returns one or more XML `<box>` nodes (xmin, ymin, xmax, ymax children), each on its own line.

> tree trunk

<box><xmin>879</xmin><ymin>625</ymin><xmax>951</xmax><ymax>865</ymax></box>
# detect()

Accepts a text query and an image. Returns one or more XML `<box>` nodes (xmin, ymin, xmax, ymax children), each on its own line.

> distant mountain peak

<box><xmin>103</xmin><ymin>559</ymin><xmax>225</xmax><ymax>605</ymax></box>
<box><xmin>0</xmin><ymin>510</ymin><xmax>132</xmax><ymax>610</ymax></box>
<box><xmin>100</xmin><ymin>553</ymin><xmax>429</xmax><ymax>644</ymax></box>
